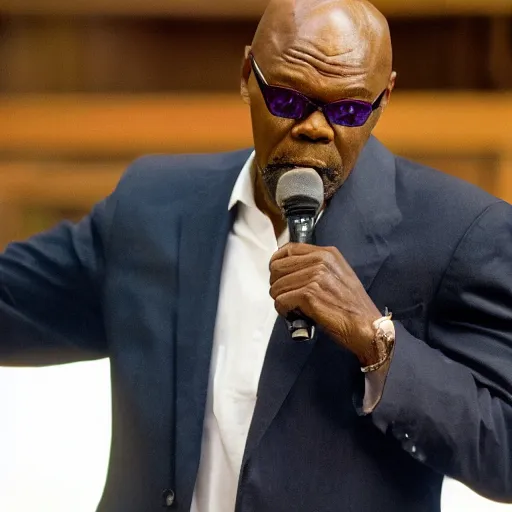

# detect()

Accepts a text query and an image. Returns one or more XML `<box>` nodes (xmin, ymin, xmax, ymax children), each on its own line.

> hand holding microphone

<box><xmin>274</xmin><ymin>168</ymin><xmax>324</xmax><ymax>341</ymax></box>
<box><xmin>270</xmin><ymin>168</ymin><xmax>383</xmax><ymax>366</ymax></box>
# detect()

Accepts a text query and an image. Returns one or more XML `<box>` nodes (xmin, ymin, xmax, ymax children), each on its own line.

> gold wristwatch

<box><xmin>361</xmin><ymin>310</ymin><xmax>395</xmax><ymax>373</ymax></box>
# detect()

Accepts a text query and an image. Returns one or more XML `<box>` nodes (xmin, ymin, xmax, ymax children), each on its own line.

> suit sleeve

<box><xmin>368</xmin><ymin>200</ymin><xmax>512</xmax><ymax>502</ymax></box>
<box><xmin>0</xmin><ymin>196</ymin><xmax>116</xmax><ymax>366</ymax></box>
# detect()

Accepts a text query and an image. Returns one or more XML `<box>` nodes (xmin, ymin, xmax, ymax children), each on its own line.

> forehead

<box><xmin>262</xmin><ymin>45</ymin><xmax>382</xmax><ymax>102</ymax></box>
<box><xmin>257</xmin><ymin>4</ymin><xmax>387</xmax><ymax>101</ymax></box>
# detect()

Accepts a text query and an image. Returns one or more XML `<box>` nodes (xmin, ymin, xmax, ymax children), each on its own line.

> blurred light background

<box><xmin>0</xmin><ymin>0</ymin><xmax>511</xmax><ymax>510</ymax></box>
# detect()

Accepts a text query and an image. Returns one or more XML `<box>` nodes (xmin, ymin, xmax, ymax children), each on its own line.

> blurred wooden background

<box><xmin>0</xmin><ymin>0</ymin><xmax>511</xmax><ymax>248</ymax></box>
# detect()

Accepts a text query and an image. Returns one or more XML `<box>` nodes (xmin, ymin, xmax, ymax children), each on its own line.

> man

<box><xmin>1</xmin><ymin>0</ymin><xmax>511</xmax><ymax>511</ymax></box>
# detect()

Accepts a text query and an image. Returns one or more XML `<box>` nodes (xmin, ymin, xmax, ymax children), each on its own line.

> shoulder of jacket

<box><xmin>113</xmin><ymin>149</ymin><xmax>252</xmax><ymax>198</ymax></box>
<box><xmin>393</xmin><ymin>154</ymin><xmax>500</xmax><ymax>225</ymax></box>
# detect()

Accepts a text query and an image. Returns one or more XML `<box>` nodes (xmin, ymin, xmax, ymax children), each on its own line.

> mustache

<box><xmin>262</xmin><ymin>162</ymin><xmax>337</xmax><ymax>181</ymax></box>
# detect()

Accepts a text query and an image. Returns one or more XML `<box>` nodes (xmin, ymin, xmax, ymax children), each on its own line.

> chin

<box><xmin>320</xmin><ymin>171</ymin><xmax>348</xmax><ymax>201</ymax></box>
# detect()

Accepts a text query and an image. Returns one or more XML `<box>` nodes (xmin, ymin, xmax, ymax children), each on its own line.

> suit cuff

<box><xmin>360</xmin><ymin>353</ymin><xmax>394</xmax><ymax>413</ymax></box>
<box><xmin>353</xmin><ymin>319</ymin><xmax>396</xmax><ymax>414</ymax></box>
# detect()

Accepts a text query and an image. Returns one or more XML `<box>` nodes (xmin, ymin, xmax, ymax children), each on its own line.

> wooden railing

<box><xmin>1</xmin><ymin>92</ymin><xmax>511</xmax><ymax>246</ymax></box>
<box><xmin>0</xmin><ymin>0</ymin><xmax>510</xmax><ymax>16</ymax></box>
<box><xmin>3</xmin><ymin>92</ymin><xmax>511</xmax><ymax>156</ymax></box>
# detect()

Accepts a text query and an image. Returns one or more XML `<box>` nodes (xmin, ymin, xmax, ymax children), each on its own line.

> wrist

<box><xmin>360</xmin><ymin>312</ymin><xmax>395</xmax><ymax>373</ymax></box>
<box><xmin>353</xmin><ymin>306</ymin><xmax>384</xmax><ymax>365</ymax></box>
<box><xmin>356</xmin><ymin>321</ymin><xmax>380</xmax><ymax>367</ymax></box>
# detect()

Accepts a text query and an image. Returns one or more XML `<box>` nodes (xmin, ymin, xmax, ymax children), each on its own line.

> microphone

<box><xmin>276</xmin><ymin>168</ymin><xmax>325</xmax><ymax>342</ymax></box>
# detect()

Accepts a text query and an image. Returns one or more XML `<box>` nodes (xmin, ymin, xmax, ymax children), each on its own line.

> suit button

<box><xmin>162</xmin><ymin>489</ymin><xmax>175</xmax><ymax>508</ymax></box>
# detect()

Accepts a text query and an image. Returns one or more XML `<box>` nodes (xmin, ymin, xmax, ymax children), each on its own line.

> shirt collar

<box><xmin>228</xmin><ymin>151</ymin><xmax>257</xmax><ymax>211</ymax></box>
<box><xmin>228</xmin><ymin>151</ymin><xmax>326</xmax><ymax>224</ymax></box>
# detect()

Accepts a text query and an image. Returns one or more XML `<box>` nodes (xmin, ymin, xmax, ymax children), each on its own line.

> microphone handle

<box><xmin>286</xmin><ymin>213</ymin><xmax>317</xmax><ymax>341</ymax></box>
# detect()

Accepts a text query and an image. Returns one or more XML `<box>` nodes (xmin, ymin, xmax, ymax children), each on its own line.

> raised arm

<box><xmin>0</xmin><ymin>196</ymin><xmax>116</xmax><ymax>367</ymax></box>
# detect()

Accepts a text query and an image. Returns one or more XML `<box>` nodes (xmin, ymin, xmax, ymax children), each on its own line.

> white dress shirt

<box><xmin>190</xmin><ymin>152</ymin><xmax>289</xmax><ymax>512</ymax></box>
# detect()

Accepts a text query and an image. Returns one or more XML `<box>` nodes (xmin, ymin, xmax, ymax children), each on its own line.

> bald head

<box><xmin>242</xmin><ymin>0</ymin><xmax>397</xmax><ymax>217</ymax></box>
<box><xmin>252</xmin><ymin>0</ymin><xmax>392</xmax><ymax>83</ymax></box>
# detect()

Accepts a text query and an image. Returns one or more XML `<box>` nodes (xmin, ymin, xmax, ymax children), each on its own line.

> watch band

<box><xmin>361</xmin><ymin>311</ymin><xmax>395</xmax><ymax>373</ymax></box>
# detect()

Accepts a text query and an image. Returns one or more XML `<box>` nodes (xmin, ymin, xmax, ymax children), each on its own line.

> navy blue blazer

<box><xmin>1</xmin><ymin>137</ymin><xmax>511</xmax><ymax>511</ymax></box>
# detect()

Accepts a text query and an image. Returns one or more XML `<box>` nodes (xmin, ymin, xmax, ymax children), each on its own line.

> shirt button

<box><xmin>162</xmin><ymin>489</ymin><xmax>175</xmax><ymax>508</ymax></box>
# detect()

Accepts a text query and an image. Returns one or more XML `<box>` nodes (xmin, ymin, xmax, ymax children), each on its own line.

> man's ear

<box><xmin>380</xmin><ymin>71</ymin><xmax>397</xmax><ymax>110</ymax></box>
<box><xmin>240</xmin><ymin>45</ymin><xmax>252</xmax><ymax>105</ymax></box>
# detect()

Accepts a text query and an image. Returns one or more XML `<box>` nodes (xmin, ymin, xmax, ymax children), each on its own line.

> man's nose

<box><xmin>291</xmin><ymin>110</ymin><xmax>335</xmax><ymax>144</ymax></box>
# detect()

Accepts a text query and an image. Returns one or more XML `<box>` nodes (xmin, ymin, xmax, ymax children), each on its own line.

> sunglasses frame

<box><xmin>249</xmin><ymin>52</ymin><xmax>386</xmax><ymax>128</ymax></box>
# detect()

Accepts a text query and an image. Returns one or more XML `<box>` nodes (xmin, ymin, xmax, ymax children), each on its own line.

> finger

<box><xmin>273</xmin><ymin>283</ymin><xmax>321</xmax><ymax>319</ymax></box>
<box><xmin>270</xmin><ymin>254</ymin><xmax>325</xmax><ymax>285</ymax></box>
<box><xmin>270</xmin><ymin>243</ymin><xmax>319</xmax><ymax>264</ymax></box>
<box><xmin>270</xmin><ymin>244</ymin><xmax>293</xmax><ymax>263</ymax></box>
<box><xmin>270</xmin><ymin>245</ymin><xmax>343</xmax><ymax>269</ymax></box>
<box><xmin>283</xmin><ymin>244</ymin><xmax>341</xmax><ymax>258</ymax></box>
<box><xmin>270</xmin><ymin>266</ymin><xmax>322</xmax><ymax>299</ymax></box>
<box><xmin>274</xmin><ymin>287</ymin><xmax>307</xmax><ymax>318</ymax></box>
<box><xmin>270</xmin><ymin>248</ymin><xmax>343</xmax><ymax>285</ymax></box>
<box><xmin>274</xmin><ymin>286</ymin><xmax>354</xmax><ymax>343</ymax></box>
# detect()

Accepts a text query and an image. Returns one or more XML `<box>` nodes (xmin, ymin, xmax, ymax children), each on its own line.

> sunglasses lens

<box><xmin>325</xmin><ymin>102</ymin><xmax>372</xmax><ymax>127</ymax></box>
<box><xmin>265</xmin><ymin>87</ymin><xmax>309</xmax><ymax>120</ymax></box>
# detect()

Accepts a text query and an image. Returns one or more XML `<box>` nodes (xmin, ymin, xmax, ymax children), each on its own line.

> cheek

<box><xmin>249</xmin><ymin>91</ymin><xmax>293</xmax><ymax>163</ymax></box>
<box><xmin>334</xmin><ymin>124</ymin><xmax>374</xmax><ymax>168</ymax></box>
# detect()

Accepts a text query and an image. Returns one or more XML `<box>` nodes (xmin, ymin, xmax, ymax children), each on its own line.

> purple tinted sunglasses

<box><xmin>250</xmin><ymin>52</ymin><xmax>386</xmax><ymax>128</ymax></box>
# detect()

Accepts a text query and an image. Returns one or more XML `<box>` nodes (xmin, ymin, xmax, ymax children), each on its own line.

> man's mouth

<box><xmin>266</xmin><ymin>162</ymin><xmax>328</xmax><ymax>174</ymax></box>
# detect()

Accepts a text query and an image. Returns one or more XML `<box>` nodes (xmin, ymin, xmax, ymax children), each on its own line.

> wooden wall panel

<box><xmin>0</xmin><ymin>94</ymin><xmax>253</xmax><ymax>157</ymax></box>
<box><xmin>1</xmin><ymin>93</ymin><xmax>510</xmax><ymax>157</ymax></box>
<box><xmin>0</xmin><ymin>0</ymin><xmax>511</xmax><ymax>17</ymax></box>
<box><xmin>497</xmin><ymin>155</ymin><xmax>512</xmax><ymax>200</ymax></box>
<box><xmin>0</xmin><ymin>202</ymin><xmax>25</xmax><ymax>248</ymax></box>
<box><xmin>0</xmin><ymin>163</ymin><xmax>123</xmax><ymax>208</ymax></box>
<box><xmin>1</xmin><ymin>16</ymin><xmax>510</xmax><ymax>93</ymax></box>
<box><xmin>0</xmin><ymin>163</ymin><xmax>125</xmax><ymax>247</ymax></box>
<box><xmin>0</xmin><ymin>17</ymin><xmax>85</xmax><ymax>92</ymax></box>
<box><xmin>0</xmin><ymin>18</ymin><xmax>256</xmax><ymax>93</ymax></box>
<box><xmin>0</xmin><ymin>92</ymin><xmax>510</xmax><ymax>246</ymax></box>
<box><xmin>404</xmin><ymin>156</ymin><xmax>500</xmax><ymax>194</ymax></box>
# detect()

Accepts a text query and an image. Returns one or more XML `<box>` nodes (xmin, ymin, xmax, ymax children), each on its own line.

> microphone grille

<box><xmin>276</xmin><ymin>168</ymin><xmax>325</xmax><ymax>213</ymax></box>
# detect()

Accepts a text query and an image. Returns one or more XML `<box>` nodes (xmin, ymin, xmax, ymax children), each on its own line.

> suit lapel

<box><xmin>242</xmin><ymin>137</ymin><xmax>402</xmax><ymax>466</ymax></box>
<box><xmin>315</xmin><ymin>137</ymin><xmax>402</xmax><ymax>291</ymax></box>
<box><xmin>174</xmin><ymin>149</ymin><xmax>251</xmax><ymax>503</ymax></box>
